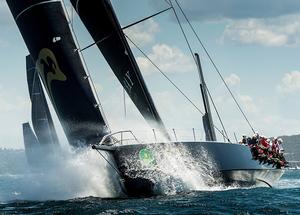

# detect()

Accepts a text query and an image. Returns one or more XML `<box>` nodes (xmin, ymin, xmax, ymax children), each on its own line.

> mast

<box><xmin>7</xmin><ymin>0</ymin><xmax>110</xmax><ymax>147</ymax></box>
<box><xmin>195</xmin><ymin>53</ymin><xmax>216</xmax><ymax>141</ymax></box>
<box><xmin>26</xmin><ymin>55</ymin><xmax>59</xmax><ymax>145</ymax></box>
<box><xmin>70</xmin><ymin>0</ymin><xmax>170</xmax><ymax>140</ymax></box>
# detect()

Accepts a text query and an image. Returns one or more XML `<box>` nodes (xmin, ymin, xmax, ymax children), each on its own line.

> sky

<box><xmin>1</xmin><ymin>0</ymin><xmax>300</xmax><ymax>149</ymax></box>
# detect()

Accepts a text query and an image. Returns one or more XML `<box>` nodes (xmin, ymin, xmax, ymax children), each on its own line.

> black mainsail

<box><xmin>7</xmin><ymin>0</ymin><xmax>110</xmax><ymax>146</ymax></box>
<box><xmin>26</xmin><ymin>55</ymin><xmax>59</xmax><ymax>145</ymax></box>
<box><xmin>70</xmin><ymin>0</ymin><xmax>170</xmax><ymax>139</ymax></box>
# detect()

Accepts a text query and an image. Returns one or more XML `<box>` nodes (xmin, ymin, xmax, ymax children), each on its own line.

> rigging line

<box><xmin>234</xmin><ymin>132</ymin><xmax>238</xmax><ymax>143</ymax></box>
<box><xmin>124</xmin><ymin>34</ymin><xmax>203</xmax><ymax>116</ymax></box>
<box><xmin>122</xmin><ymin>7</ymin><xmax>172</xmax><ymax>30</ymax></box>
<box><xmin>205</xmin><ymin>85</ymin><xmax>230</xmax><ymax>142</ymax></box>
<box><xmin>174</xmin><ymin>0</ymin><xmax>256</xmax><ymax>134</ymax></box>
<box><xmin>73</xmin><ymin>3</ymin><xmax>168</xmax><ymax>135</ymax></box>
<box><xmin>124</xmin><ymin>34</ymin><xmax>229</xmax><ymax>141</ymax></box>
<box><xmin>123</xmin><ymin>88</ymin><xmax>127</xmax><ymax>118</ymax></box>
<box><xmin>77</xmin><ymin>7</ymin><xmax>171</xmax><ymax>53</ymax></box>
<box><xmin>168</xmin><ymin>0</ymin><xmax>196</xmax><ymax>63</ymax></box>
<box><xmin>95</xmin><ymin>149</ymin><xmax>123</xmax><ymax>177</ymax></box>
<box><xmin>61</xmin><ymin>0</ymin><xmax>111</xmax><ymax>130</ymax></box>
<box><xmin>77</xmin><ymin>33</ymin><xmax>112</xmax><ymax>53</ymax></box>
<box><xmin>167</xmin><ymin>0</ymin><xmax>230</xmax><ymax>140</ymax></box>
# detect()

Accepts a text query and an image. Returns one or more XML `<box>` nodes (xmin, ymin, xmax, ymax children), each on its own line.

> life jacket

<box><xmin>272</xmin><ymin>142</ymin><xmax>278</xmax><ymax>153</ymax></box>
<box><xmin>260</xmin><ymin>138</ymin><xmax>269</xmax><ymax>148</ymax></box>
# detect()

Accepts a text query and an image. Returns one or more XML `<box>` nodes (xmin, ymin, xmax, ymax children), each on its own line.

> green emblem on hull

<box><xmin>139</xmin><ymin>148</ymin><xmax>155</xmax><ymax>166</ymax></box>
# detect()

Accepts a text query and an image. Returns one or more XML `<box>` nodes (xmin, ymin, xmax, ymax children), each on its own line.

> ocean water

<box><xmin>0</xmin><ymin>149</ymin><xmax>299</xmax><ymax>214</ymax></box>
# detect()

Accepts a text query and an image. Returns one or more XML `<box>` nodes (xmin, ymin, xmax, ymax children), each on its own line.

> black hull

<box><xmin>221</xmin><ymin>169</ymin><xmax>284</xmax><ymax>187</ymax></box>
<box><xmin>110</xmin><ymin>141</ymin><xmax>284</xmax><ymax>196</ymax></box>
<box><xmin>121</xmin><ymin>169</ymin><xmax>283</xmax><ymax>197</ymax></box>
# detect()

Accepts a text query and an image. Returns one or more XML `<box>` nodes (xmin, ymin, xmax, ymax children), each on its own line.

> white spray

<box><xmin>0</xmin><ymin>145</ymin><xmax>123</xmax><ymax>201</ymax></box>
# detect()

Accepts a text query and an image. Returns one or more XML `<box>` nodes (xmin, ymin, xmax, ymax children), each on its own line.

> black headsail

<box><xmin>26</xmin><ymin>55</ymin><xmax>59</xmax><ymax>145</ymax></box>
<box><xmin>7</xmin><ymin>0</ymin><xmax>110</xmax><ymax>147</ymax></box>
<box><xmin>70</xmin><ymin>0</ymin><xmax>170</xmax><ymax>139</ymax></box>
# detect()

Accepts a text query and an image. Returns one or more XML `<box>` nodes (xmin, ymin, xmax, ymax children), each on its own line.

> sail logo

<box><xmin>123</xmin><ymin>71</ymin><xmax>134</xmax><ymax>93</ymax></box>
<box><xmin>36</xmin><ymin>48</ymin><xmax>67</xmax><ymax>100</ymax></box>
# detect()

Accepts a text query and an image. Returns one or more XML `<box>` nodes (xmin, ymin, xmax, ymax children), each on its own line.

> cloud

<box><xmin>150</xmin><ymin>1</ymin><xmax>300</xmax><ymax>47</ymax></box>
<box><xmin>215</xmin><ymin>73</ymin><xmax>240</xmax><ymax>102</ymax></box>
<box><xmin>136</xmin><ymin>43</ymin><xmax>195</xmax><ymax>75</ymax></box>
<box><xmin>222</xmin><ymin>15</ymin><xmax>300</xmax><ymax>47</ymax></box>
<box><xmin>215</xmin><ymin>93</ymin><xmax>259</xmax><ymax>114</ymax></box>
<box><xmin>277</xmin><ymin>71</ymin><xmax>300</xmax><ymax>93</ymax></box>
<box><xmin>238</xmin><ymin>94</ymin><xmax>259</xmax><ymax>114</ymax></box>
<box><xmin>160</xmin><ymin>0</ymin><xmax>300</xmax><ymax>21</ymax></box>
<box><xmin>124</xmin><ymin>19</ymin><xmax>159</xmax><ymax>46</ymax></box>
<box><xmin>210</xmin><ymin>72</ymin><xmax>300</xmax><ymax>137</ymax></box>
<box><xmin>258</xmin><ymin>115</ymin><xmax>300</xmax><ymax>136</ymax></box>
<box><xmin>215</xmin><ymin>74</ymin><xmax>258</xmax><ymax>114</ymax></box>
<box><xmin>225</xmin><ymin>73</ymin><xmax>240</xmax><ymax>86</ymax></box>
